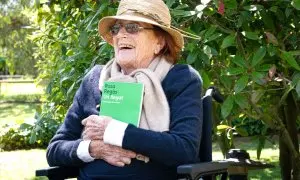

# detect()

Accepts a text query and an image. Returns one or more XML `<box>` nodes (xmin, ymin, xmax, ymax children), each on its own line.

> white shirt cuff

<box><xmin>77</xmin><ymin>140</ymin><xmax>95</xmax><ymax>162</ymax></box>
<box><xmin>103</xmin><ymin>120</ymin><xmax>128</xmax><ymax>147</ymax></box>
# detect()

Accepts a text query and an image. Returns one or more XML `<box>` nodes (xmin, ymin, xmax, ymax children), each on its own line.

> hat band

<box><xmin>117</xmin><ymin>9</ymin><xmax>170</xmax><ymax>27</ymax></box>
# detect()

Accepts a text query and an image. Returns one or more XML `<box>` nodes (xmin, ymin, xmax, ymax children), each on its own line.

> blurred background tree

<box><xmin>0</xmin><ymin>0</ymin><xmax>39</xmax><ymax>76</ymax></box>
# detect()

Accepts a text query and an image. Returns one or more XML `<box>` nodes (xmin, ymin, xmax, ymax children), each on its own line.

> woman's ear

<box><xmin>155</xmin><ymin>36</ymin><xmax>166</xmax><ymax>55</ymax></box>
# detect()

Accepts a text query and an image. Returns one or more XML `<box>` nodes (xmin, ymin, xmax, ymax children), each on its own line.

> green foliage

<box><xmin>32</xmin><ymin>0</ymin><xmax>300</xmax><ymax>163</ymax></box>
<box><xmin>32</xmin><ymin>0</ymin><xmax>117</xmax><ymax>129</ymax></box>
<box><xmin>0</xmin><ymin>123</ymin><xmax>43</xmax><ymax>151</ymax></box>
<box><xmin>0</xmin><ymin>105</ymin><xmax>60</xmax><ymax>151</ymax></box>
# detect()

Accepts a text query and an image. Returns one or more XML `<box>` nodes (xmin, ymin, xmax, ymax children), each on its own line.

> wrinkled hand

<box><xmin>81</xmin><ymin>115</ymin><xmax>112</xmax><ymax>140</ymax></box>
<box><xmin>89</xmin><ymin>140</ymin><xmax>136</xmax><ymax>167</ymax></box>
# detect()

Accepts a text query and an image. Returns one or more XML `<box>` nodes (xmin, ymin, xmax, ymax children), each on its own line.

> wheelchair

<box><xmin>36</xmin><ymin>87</ymin><xmax>273</xmax><ymax>180</ymax></box>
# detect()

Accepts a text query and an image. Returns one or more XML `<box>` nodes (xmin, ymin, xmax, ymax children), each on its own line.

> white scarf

<box><xmin>99</xmin><ymin>55</ymin><xmax>172</xmax><ymax>132</ymax></box>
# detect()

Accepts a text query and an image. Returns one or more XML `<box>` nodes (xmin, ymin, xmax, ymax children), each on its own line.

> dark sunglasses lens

<box><xmin>110</xmin><ymin>24</ymin><xmax>121</xmax><ymax>35</ymax></box>
<box><xmin>125</xmin><ymin>23</ymin><xmax>139</xmax><ymax>33</ymax></box>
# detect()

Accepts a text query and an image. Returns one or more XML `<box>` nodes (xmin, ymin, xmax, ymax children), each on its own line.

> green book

<box><xmin>99</xmin><ymin>81</ymin><xmax>144</xmax><ymax>126</ymax></box>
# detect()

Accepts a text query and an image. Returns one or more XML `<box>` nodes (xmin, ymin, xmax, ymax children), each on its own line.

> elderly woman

<box><xmin>46</xmin><ymin>0</ymin><xmax>203</xmax><ymax>179</ymax></box>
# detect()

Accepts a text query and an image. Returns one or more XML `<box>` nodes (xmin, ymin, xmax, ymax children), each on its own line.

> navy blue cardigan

<box><xmin>46</xmin><ymin>64</ymin><xmax>203</xmax><ymax>180</ymax></box>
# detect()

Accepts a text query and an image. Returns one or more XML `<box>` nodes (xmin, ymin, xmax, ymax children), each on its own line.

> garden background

<box><xmin>1</xmin><ymin>0</ymin><xmax>300</xmax><ymax>179</ymax></box>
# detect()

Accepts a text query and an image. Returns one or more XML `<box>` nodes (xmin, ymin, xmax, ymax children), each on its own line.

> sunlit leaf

<box><xmin>200</xmin><ymin>70</ymin><xmax>210</xmax><ymax>88</ymax></box>
<box><xmin>175</xmin><ymin>4</ymin><xmax>189</xmax><ymax>10</ymax></box>
<box><xmin>187</xmin><ymin>51</ymin><xmax>197</xmax><ymax>64</ymax></box>
<box><xmin>199</xmin><ymin>51</ymin><xmax>210</xmax><ymax>65</ymax></box>
<box><xmin>204</xmin><ymin>26</ymin><xmax>217</xmax><ymax>39</ymax></box>
<box><xmin>220</xmin><ymin>75</ymin><xmax>233</xmax><ymax>90</ymax></box>
<box><xmin>252</xmin><ymin>71</ymin><xmax>267</xmax><ymax>85</ymax></box>
<box><xmin>252</xmin><ymin>47</ymin><xmax>266</xmax><ymax>67</ymax></box>
<box><xmin>217</xmin><ymin>124</ymin><xmax>231</xmax><ymax>130</ymax></box>
<box><xmin>292</xmin><ymin>0</ymin><xmax>300</xmax><ymax>10</ymax></box>
<box><xmin>225</xmin><ymin>67</ymin><xmax>245</xmax><ymax>76</ymax></box>
<box><xmin>234</xmin><ymin>75</ymin><xmax>249</xmax><ymax>93</ymax></box>
<box><xmin>172</xmin><ymin>10</ymin><xmax>196</xmax><ymax>17</ymax></box>
<box><xmin>221</xmin><ymin>95</ymin><xmax>234</xmax><ymax>119</ymax></box>
<box><xmin>242</xmin><ymin>31</ymin><xmax>259</xmax><ymax>40</ymax></box>
<box><xmin>203</xmin><ymin>45</ymin><xmax>213</xmax><ymax>59</ymax></box>
<box><xmin>66</xmin><ymin>82</ymin><xmax>76</xmax><ymax>98</ymax></box>
<box><xmin>231</xmin><ymin>55</ymin><xmax>247</xmax><ymax>68</ymax></box>
<box><xmin>205</xmin><ymin>33</ymin><xmax>222</xmax><ymax>43</ymax></box>
<box><xmin>281</xmin><ymin>51</ymin><xmax>300</xmax><ymax>71</ymax></box>
<box><xmin>66</xmin><ymin>49</ymin><xmax>74</xmax><ymax>56</ymax></box>
<box><xmin>234</xmin><ymin>94</ymin><xmax>249</xmax><ymax>109</ymax></box>
<box><xmin>256</xmin><ymin>64</ymin><xmax>272</xmax><ymax>72</ymax></box>
<box><xmin>221</xmin><ymin>34</ymin><xmax>236</xmax><ymax>49</ymax></box>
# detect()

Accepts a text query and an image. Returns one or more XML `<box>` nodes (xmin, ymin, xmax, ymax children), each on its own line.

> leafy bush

<box><xmin>0</xmin><ymin>104</ymin><xmax>60</xmax><ymax>151</ymax></box>
<box><xmin>232</xmin><ymin>118</ymin><xmax>268</xmax><ymax>136</ymax></box>
<box><xmin>0</xmin><ymin>123</ymin><xmax>39</xmax><ymax>151</ymax></box>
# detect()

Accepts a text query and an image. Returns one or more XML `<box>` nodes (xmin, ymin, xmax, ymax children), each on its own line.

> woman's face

<box><xmin>112</xmin><ymin>20</ymin><xmax>165</xmax><ymax>74</ymax></box>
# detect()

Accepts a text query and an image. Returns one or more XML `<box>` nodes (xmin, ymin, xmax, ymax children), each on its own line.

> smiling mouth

<box><xmin>119</xmin><ymin>44</ymin><xmax>135</xmax><ymax>50</ymax></box>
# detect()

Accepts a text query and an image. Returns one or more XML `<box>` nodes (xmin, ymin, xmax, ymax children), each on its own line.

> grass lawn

<box><xmin>0</xmin><ymin>103</ymin><xmax>39</xmax><ymax>126</ymax></box>
<box><xmin>0</xmin><ymin>81</ymin><xmax>43</xmax><ymax>96</ymax></box>
<box><xmin>0</xmin><ymin>149</ymin><xmax>48</xmax><ymax>180</ymax></box>
<box><xmin>0</xmin><ymin>139</ymin><xmax>280</xmax><ymax>180</ymax></box>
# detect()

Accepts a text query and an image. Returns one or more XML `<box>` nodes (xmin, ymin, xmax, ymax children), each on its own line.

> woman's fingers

<box><xmin>104</xmin><ymin>156</ymin><xmax>131</xmax><ymax>167</ymax></box>
<box><xmin>112</xmin><ymin>145</ymin><xmax>136</xmax><ymax>158</ymax></box>
<box><xmin>81</xmin><ymin>115</ymin><xmax>113</xmax><ymax>140</ymax></box>
<box><xmin>106</xmin><ymin>158</ymin><xmax>125</xmax><ymax>167</ymax></box>
<box><xmin>82</xmin><ymin>115</ymin><xmax>112</xmax><ymax>126</ymax></box>
<box><xmin>81</xmin><ymin>115</ymin><xmax>109</xmax><ymax>140</ymax></box>
<box><xmin>82</xmin><ymin>115</ymin><xmax>102</xmax><ymax>126</ymax></box>
<box><xmin>89</xmin><ymin>140</ymin><xmax>137</xmax><ymax>167</ymax></box>
<box><xmin>121</xmin><ymin>157</ymin><xmax>131</xmax><ymax>165</ymax></box>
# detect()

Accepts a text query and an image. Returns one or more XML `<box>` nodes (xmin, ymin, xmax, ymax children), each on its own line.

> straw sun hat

<box><xmin>98</xmin><ymin>0</ymin><xmax>184</xmax><ymax>50</ymax></box>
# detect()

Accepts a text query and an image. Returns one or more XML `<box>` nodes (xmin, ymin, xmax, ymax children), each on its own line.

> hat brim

<box><xmin>98</xmin><ymin>15</ymin><xmax>184</xmax><ymax>49</ymax></box>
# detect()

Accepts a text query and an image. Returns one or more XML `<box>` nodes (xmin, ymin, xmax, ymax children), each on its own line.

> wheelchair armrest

<box><xmin>177</xmin><ymin>161</ymin><xmax>229</xmax><ymax>179</ymax></box>
<box><xmin>36</xmin><ymin>166</ymin><xmax>79</xmax><ymax>180</ymax></box>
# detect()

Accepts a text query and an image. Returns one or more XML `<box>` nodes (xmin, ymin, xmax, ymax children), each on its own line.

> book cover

<box><xmin>99</xmin><ymin>81</ymin><xmax>144</xmax><ymax>127</ymax></box>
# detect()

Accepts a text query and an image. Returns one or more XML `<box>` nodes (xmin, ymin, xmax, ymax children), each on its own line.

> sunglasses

<box><xmin>110</xmin><ymin>23</ymin><xmax>154</xmax><ymax>36</ymax></box>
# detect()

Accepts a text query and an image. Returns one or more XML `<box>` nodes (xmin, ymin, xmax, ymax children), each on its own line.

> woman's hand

<box><xmin>89</xmin><ymin>140</ymin><xmax>136</xmax><ymax>167</ymax></box>
<box><xmin>81</xmin><ymin>115</ymin><xmax>112</xmax><ymax>140</ymax></box>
